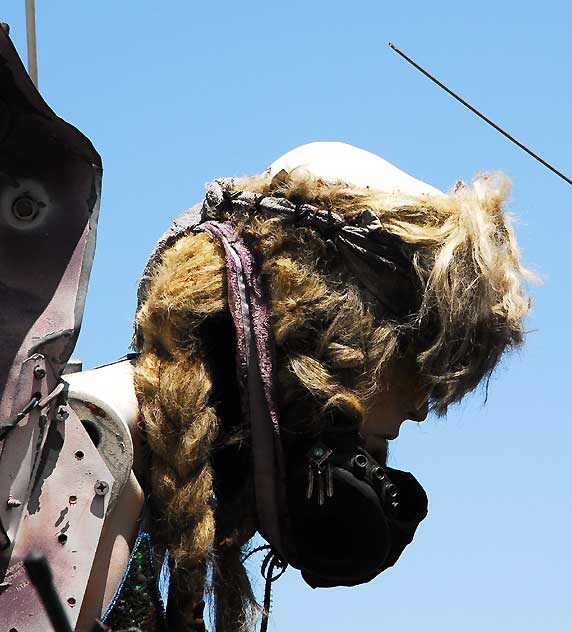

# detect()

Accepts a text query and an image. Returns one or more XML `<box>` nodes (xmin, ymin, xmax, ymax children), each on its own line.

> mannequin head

<box><xmin>134</xmin><ymin>142</ymin><xmax>531</xmax><ymax>631</ymax></box>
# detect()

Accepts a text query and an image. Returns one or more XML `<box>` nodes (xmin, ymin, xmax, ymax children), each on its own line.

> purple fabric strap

<box><xmin>196</xmin><ymin>221</ymin><xmax>287</xmax><ymax>557</ymax></box>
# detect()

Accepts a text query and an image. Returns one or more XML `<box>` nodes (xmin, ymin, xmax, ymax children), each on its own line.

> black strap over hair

<box><xmin>201</xmin><ymin>178</ymin><xmax>421</xmax><ymax>318</ymax></box>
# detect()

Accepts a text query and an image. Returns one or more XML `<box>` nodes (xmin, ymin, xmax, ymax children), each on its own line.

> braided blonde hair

<box><xmin>133</xmin><ymin>170</ymin><xmax>531</xmax><ymax>631</ymax></box>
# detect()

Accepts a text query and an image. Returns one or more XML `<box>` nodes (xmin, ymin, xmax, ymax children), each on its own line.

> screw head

<box><xmin>94</xmin><ymin>480</ymin><xmax>109</xmax><ymax>496</ymax></box>
<box><xmin>385</xmin><ymin>482</ymin><xmax>398</xmax><ymax>498</ymax></box>
<box><xmin>33</xmin><ymin>366</ymin><xmax>46</xmax><ymax>379</ymax></box>
<box><xmin>353</xmin><ymin>454</ymin><xmax>368</xmax><ymax>469</ymax></box>
<box><xmin>373</xmin><ymin>466</ymin><xmax>385</xmax><ymax>481</ymax></box>
<box><xmin>6</xmin><ymin>496</ymin><xmax>21</xmax><ymax>508</ymax></box>
<box><xmin>12</xmin><ymin>196</ymin><xmax>40</xmax><ymax>222</ymax></box>
<box><xmin>55</xmin><ymin>408</ymin><xmax>69</xmax><ymax>422</ymax></box>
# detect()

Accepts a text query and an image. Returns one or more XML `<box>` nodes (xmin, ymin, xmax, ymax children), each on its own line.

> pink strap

<box><xmin>196</xmin><ymin>222</ymin><xmax>288</xmax><ymax>557</ymax></box>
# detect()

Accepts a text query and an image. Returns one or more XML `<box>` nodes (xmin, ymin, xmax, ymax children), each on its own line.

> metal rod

<box><xmin>389</xmin><ymin>42</ymin><xmax>572</xmax><ymax>188</ymax></box>
<box><xmin>25</xmin><ymin>0</ymin><xmax>38</xmax><ymax>87</ymax></box>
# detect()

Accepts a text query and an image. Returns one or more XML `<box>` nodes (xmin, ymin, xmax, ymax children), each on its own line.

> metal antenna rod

<box><xmin>25</xmin><ymin>0</ymin><xmax>38</xmax><ymax>87</ymax></box>
<box><xmin>389</xmin><ymin>42</ymin><xmax>572</xmax><ymax>188</ymax></box>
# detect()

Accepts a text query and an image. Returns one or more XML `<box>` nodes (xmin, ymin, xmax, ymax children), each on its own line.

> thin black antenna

<box><xmin>389</xmin><ymin>42</ymin><xmax>572</xmax><ymax>188</ymax></box>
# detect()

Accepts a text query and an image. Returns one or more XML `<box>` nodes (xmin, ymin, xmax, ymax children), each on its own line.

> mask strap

<box><xmin>242</xmin><ymin>545</ymin><xmax>288</xmax><ymax>632</ymax></box>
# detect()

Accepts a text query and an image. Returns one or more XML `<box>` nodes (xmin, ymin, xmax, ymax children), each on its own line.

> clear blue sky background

<box><xmin>3</xmin><ymin>1</ymin><xmax>571</xmax><ymax>630</ymax></box>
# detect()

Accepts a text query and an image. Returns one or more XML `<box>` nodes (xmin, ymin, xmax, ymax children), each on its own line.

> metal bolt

<box><xmin>55</xmin><ymin>407</ymin><xmax>69</xmax><ymax>422</ymax></box>
<box><xmin>6</xmin><ymin>496</ymin><xmax>21</xmax><ymax>508</ymax></box>
<box><xmin>33</xmin><ymin>366</ymin><xmax>46</xmax><ymax>379</ymax></box>
<box><xmin>352</xmin><ymin>454</ymin><xmax>368</xmax><ymax>469</ymax></box>
<box><xmin>12</xmin><ymin>196</ymin><xmax>40</xmax><ymax>222</ymax></box>
<box><xmin>385</xmin><ymin>483</ymin><xmax>398</xmax><ymax>498</ymax></box>
<box><xmin>94</xmin><ymin>481</ymin><xmax>109</xmax><ymax>496</ymax></box>
<box><xmin>373</xmin><ymin>466</ymin><xmax>385</xmax><ymax>481</ymax></box>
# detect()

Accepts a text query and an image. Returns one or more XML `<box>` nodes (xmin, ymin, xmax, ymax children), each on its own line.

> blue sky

<box><xmin>3</xmin><ymin>1</ymin><xmax>571</xmax><ymax>630</ymax></box>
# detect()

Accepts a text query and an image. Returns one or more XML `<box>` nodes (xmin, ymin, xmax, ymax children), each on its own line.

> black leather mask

<box><xmin>287</xmin><ymin>441</ymin><xmax>427</xmax><ymax>588</ymax></box>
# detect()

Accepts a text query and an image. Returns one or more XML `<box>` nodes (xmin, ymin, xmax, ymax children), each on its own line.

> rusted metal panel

<box><xmin>2</xmin><ymin>405</ymin><xmax>112</xmax><ymax>632</ymax></box>
<box><xmin>0</xmin><ymin>25</ymin><xmax>104</xmax><ymax>631</ymax></box>
<box><xmin>0</xmin><ymin>25</ymin><xmax>102</xmax><ymax>418</ymax></box>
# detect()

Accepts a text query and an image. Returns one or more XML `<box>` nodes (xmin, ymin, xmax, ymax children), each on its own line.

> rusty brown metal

<box><xmin>3</xmin><ymin>405</ymin><xmax>112</xmax><ymax>632</ymax></box>
<box><xmin>0</xmin><ymin>25</ymin><xmax>104</xmax><ymax>632</ymax></box>
<box><xmin>0</xmin><ymin>25</ymin><xmax>102</xmax><ymax>418</ymax></box>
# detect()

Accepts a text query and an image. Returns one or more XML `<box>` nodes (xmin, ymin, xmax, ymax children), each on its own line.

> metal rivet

<box><xmin>385</xmin><ymin>483</ymin><xmax>398</xmax><ymax>498</ymax></box>
<box><xmin>74</xmin><ymin>450</ymin><xmax>84</xmax><ymax>460</ymax></box>
<box><xmin>69</xmin><ymin>495</ymin><xmax>77</xmax><ymax>504</ymax></box>
<box><xmin>353</xmin><ymin>454</ymin><xmax>368</xmax><ymax>469</ymax></box>
<box><xmin>373</xmin><ymin>466</ymin><xmax>385</xmax><ymax>481</ymax></box>
<box><xmin>55</xmin><ymin>408</ymin><xmax>69</xmax><ymax>422</ymax></box>
<box><xmin>67</xmin><ymin>597</ymin><xmax>76</xmax><ymax>607</ymax></box>
<box><xmin>6</xmin><ymin>496</ymin><xmax>21</xmax><ymax>508</ymax></box>
<box><xmin>94</xmin><ymin>481</ymin><xmax>109</xmax><ymax>496</ymax></box>
<box><xmin>57</xmin><ymin>533</ymin><xmax>68</xmax><ymax>544</ymax></box>
<box><xmin>33</xmin><ymin>366</ymin><xmax>46</xmax><ymax>379</ymax></box>
<box><xmin>12</xmin><ymin>196</ymin><xmax>40</xmax><ymax>222</ymax></box>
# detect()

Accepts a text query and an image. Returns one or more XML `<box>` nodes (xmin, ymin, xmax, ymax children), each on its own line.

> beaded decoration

<box><xmin>102</xmin><ymin>531</ymin><xmax>166</xmax><ymax>632</ymax></box>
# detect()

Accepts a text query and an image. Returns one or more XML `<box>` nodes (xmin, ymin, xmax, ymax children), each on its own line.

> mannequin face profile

<box><xmin>361</xmin><ymin>356</ymin><xmax>431</xmax><ymax>463</ymax></box>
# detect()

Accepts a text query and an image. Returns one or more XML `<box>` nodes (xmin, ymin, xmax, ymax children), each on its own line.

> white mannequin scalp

<box><xmin>268</xmin><ymin>141</ymin><xmax>443</xmax><ymax>196</ymax></box>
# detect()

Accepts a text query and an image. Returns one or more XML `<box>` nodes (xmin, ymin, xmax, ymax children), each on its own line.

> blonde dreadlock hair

<box><xmin>133</xmin><ymin>168</ymin><xmax>531</xmax><ymax>631</ymax></box>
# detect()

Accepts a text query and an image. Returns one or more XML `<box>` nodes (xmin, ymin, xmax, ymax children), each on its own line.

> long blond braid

<box><xmin>134</xmin><ymin>233</ymin><xmax>226</xmax><ymax>630</ymax></box>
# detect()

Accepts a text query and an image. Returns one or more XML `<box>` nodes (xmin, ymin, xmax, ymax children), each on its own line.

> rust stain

<box><xmin>84</xmin><ymin>401</ymin><xmax>107</xmax><ymax>418</ymax></box>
